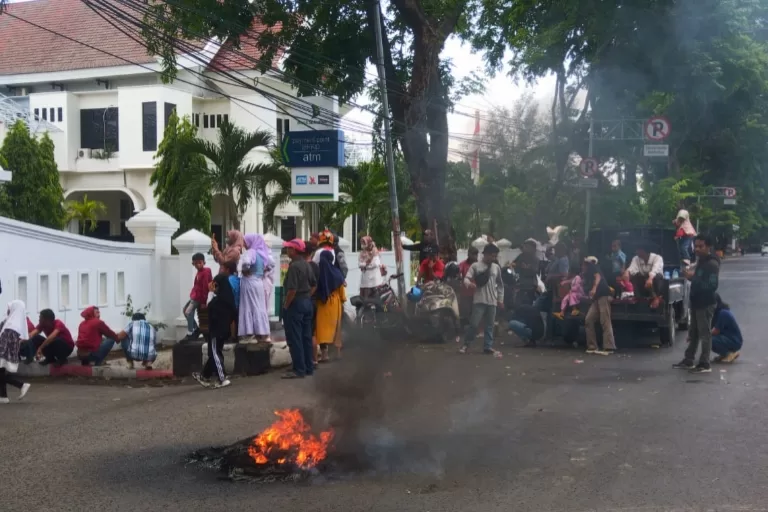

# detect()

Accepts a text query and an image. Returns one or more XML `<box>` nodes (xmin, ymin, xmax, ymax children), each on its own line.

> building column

<box><xmin>124</xmin><ymin>208</ymin><xmax>180</xmax><ymax>335</ymax></box>
<box><xmin>172</xmin><ymin>229</ymin><xmax>212</xmax><ymax>342</ymax></box>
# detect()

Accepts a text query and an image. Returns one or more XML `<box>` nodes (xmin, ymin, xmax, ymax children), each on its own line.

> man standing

<box><xmin>281</xmin><ymin>239</ymin><xmax>317</xmax><ymax>379</ymax></box>
<box><xmin>537</xmin><ymin>242</ymin><xmax>570</xmax><ymax>312</ymax></box>
<box><xmin>673</xmin><ymin>234</ymin><xmax>720</xmax><ymax>373</ymax></box>
<box><xmin>460</xmin><ymin>244</ymin><xmax>504</xmax><ymax>355</ymax></box>
<box><xmin>458</xmin><ymin>247</ymin><xmax>479</xmax><ymax>321</ymax></box>
<box><xmin>513</xmin><ymin>239</ymin><xmax>540</xmax><ymax>306</ymax></box>
<box><xmin>627</xmin><ymin>242</ymin><xmax>665</xmax><ymax>309</ymax></box>
<box><xmin>583</xmin><ymin>257</ymin><xmax>616</xmax><ymax>355</ymax></box>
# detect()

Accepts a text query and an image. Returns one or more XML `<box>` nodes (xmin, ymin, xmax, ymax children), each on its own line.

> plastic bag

<box><xmin>536</xmin><ymin>273</ymin><xmax>546</xmax><ymax>294</ymax></box>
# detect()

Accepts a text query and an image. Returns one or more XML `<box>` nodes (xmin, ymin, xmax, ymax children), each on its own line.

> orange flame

<box><xmin>247</xmin><ymin>409</ymin><xmax>334</xmax><ymax>470</ymax></box>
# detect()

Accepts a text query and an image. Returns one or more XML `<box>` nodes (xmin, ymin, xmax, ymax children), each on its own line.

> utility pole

<box><xmin>584</xmin><ymin>118</ymin><xmax>594</xmax><ymax>243</ymax></box>
<box><xmin>372</xmin><ymin>0</ymin><xmax>405</xmax><ymax>302</ymax></box>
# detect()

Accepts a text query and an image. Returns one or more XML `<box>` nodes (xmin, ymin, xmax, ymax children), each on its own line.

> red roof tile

<box><xmin>207</xmin><ymin>20</ymin><xmax>283</xmax><ymax>72</ymax></box>
<box><xmin>0</xmin><ymin>0</ymin><xmax>163</xmax><ymax>76</ymax></box>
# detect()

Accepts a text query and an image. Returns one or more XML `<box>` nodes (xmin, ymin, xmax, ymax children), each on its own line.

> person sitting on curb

<box><xmin>711</xmin><ymin>294</ymin><xmax>742</xmax><ymax>364</ymax></box>
<box><xmin>114</xmin><ymin>313</ymin><xmax>157</xmax><ymax>370</ymax></box>
<box><xmin>25</xmin><ymin>309</ymin><xmax>75</xmax><ymax>366</ymax></box>
<box><xmin>76</xmin><ymin>306</ymin><xmax>120</xmax><ymax>366</ymax></box>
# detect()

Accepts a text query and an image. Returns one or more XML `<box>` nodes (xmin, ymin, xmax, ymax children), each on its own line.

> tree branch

<box><xmin>389</xmin><ymin>0</ymin><xmax>430</xmax><ymax>31</ymax></box>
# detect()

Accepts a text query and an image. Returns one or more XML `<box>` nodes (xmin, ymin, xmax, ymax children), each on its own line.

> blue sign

<box><xmin>295</xmin><ymin>175</ymin><xmax>307</xmax><ymax>185</ymax></box>
<box><xmin>281</xmin><ymin>129</ymin><xmax>345</xmax><ymax>168</ymax></box>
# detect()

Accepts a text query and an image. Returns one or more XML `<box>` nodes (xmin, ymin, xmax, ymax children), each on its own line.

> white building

<box><xmin>0</xmin><ymin>0</ymin><xmax>354</xmax><ymax>242</ymax></box>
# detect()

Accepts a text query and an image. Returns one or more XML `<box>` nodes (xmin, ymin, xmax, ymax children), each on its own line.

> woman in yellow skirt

<box><xmin>314</xmin><ymin>248</ymin><xmax>346</xmax><ymax>362</ymax></box>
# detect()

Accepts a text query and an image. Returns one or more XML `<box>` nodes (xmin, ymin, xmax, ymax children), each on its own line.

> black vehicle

<box><xmin>558</xmin><ymin>226</ymin><xmax>690</xmax><ymax>346</ymax></box>
<box><xmin>349</xmin><ymin>273</ymin><xmax>405</xmax><ymax>336</ymax></box>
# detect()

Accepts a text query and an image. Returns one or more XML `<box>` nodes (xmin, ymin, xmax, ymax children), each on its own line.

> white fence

<box><xmin>0</xmin><ymin>216</ymin><xmax>155</xmax><ymax>330</ymax></box>
<box><xmin>0</xmin><ymin>209</ymin><xmax>411</xmax><ymax>343</ymax></box>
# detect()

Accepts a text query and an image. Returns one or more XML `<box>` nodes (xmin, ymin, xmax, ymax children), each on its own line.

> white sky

<box><xmin>345</xmin><ymin>36</ymin><xmax>557</xmax><ymax>161</ymax></box>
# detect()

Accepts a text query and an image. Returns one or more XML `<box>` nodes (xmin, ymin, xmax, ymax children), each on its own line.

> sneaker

<box><xmin>594</xmin><ymin>350</ymin><xmax>612</xmax><ymax>356</ymax></box>
<box><xmin>192</xmin><ymin>372</ymin><xmax>211</xmax><ymax>388</ymax></box>
<box><xmin>458</xmin><ymin>346</ymin><xmax>468</xmax><ymax>354</ymax></box>
<box><xmin>689</xmin><ymin>363</ymin><xmax>712</xmax><ymax>374</ymax></box>
<box><xmin>586</xmin><ymin>349</ymin><xmax>598</xmax><ymax>354</ymax></box>
<box><xmin>213</xmin><ymin>379</ymin><xmax>231</xmax><ymax>389</ymax></box>
<box><xmin>0</xmin><ymin>397</ymin><xmax>8</xmax><ymax>404</ymax></box>
<box><xmin>673</xmin><ymin>360</ymin><xmax>695</xmax><ymax>370</ymax></box>
<box><xmin>18</xmin><ymin>383</ymin><xmax>30</xmax><ymax>401</ymax></box>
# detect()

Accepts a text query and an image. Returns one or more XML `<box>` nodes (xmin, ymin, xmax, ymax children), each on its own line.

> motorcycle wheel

<box><xmin>431</xmin><ymin>310</ymin><xmax>458</xmax><ymax>344</ymax></box>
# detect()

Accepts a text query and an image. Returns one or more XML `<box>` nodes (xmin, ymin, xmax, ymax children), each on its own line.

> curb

<box><xmin>18</xmin><ymin>363</ymin><xmax>174</xmax><ymax>380</ymax></box>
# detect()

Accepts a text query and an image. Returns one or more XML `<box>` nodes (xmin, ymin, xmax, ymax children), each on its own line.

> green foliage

<box><xmin>0</xmin><ymin>121</ymin><xmax>66</xmax><ymax>229</ymax></box>
<box><xmin>150</xmin><ymin>112</ymin><xmax>211</xmax><ymax>235</ymax></box>
<box><xmin>65</xmin><ymin>194</ymin><xmax>107</xmax><ymax>235</ymax></box>
<box><xmin>122</xmin><ymin>294</ymin><xmax>167</xmax><ymax>331</ymax></box>
<box><xmin>0</xmin><ymin>153</ymin><xmax>9</xmax><ymax>217</ymax></box>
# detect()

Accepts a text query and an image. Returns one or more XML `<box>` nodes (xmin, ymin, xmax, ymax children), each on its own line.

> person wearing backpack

<box><xmin>459</xmin><ymin>244</ymin><xmax>504</xmax><ymax>355</ymax></box>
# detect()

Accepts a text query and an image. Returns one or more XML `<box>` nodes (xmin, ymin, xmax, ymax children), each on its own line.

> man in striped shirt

<box><xmin>116</xmin><ymin>313</ymin><xmax>157</xmax><ymax>370</ymax></box>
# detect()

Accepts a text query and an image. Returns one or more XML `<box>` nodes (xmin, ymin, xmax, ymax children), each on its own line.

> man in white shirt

<box><xmin>627</xmin><ymin>242</ymin><xmax>665</xmax><ymax>308</ymax></box>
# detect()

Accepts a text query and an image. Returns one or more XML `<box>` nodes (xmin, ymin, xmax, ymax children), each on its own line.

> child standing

<box><xmin>554</xmin><ymin>272</ymin><xmax>584</xmax><ymax>319</ymax></box>
<box><xmin>673</xmin><ymin>209</ymin><xmax>697</xmax><ymax>267</ymax></box>
<box><xmin>182</xmin><ymin>253</ymin><xmax>212</xmax><ymax>341</ymax></box>
<box><xmin>193</xmin><ymin>274</ymin><xmax>236</xmax><ymax>388</ymax></box>
<box><xmin>459</xmin><ymin>244</ymin><xmax>504</xmax><ymax>355</ymax></box>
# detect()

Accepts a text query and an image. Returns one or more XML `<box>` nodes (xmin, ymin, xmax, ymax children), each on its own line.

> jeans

<box><xmin>684</xmin><ymin>305</ymin><xmax>715</xmax><ymax>365</ymax></box>
<box><xmin>118</xmin><ymin>339</ymin><xmax>132</xmax><ymax>360</ymax></box>
<box><xmin>184</xmin><ymin>300</ymin><xmax>200</xmax><ymax>334</ymax></box>
<box><xmin>463</xmin><ymin>303</ymin><xmax>497</xmax><ymax>351</ymax></box>
<box><xmin>284</xmin><ymin>297</ymin><xmax>314</xmax><ymax>376</ymax></box>
<box><xmin>712</xmin><ymin>334</ymin><xmax>741</xmax><ymax>356</ymax></box>
<box><xmin>81</xmin><ymin>338</ymin><xmax>116</xmax><ymax>365</ymax></box>
<box><xmin>508</xmin><ymin>320</ymin><xmax>532</xmax><ymax>342</ymax></box>
<box><xmin>678</xmin><ymin>236</ymin><xmax>694</xmax><ymax>263</ymax></box>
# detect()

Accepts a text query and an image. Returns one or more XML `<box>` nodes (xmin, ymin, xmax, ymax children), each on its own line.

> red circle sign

<box><xmin>580</xmin><ymin>157</ymin><xmax>599</xmax><ymax>177</ymax></box>
<box><xmin>724</xmin><ymin>187</ymin><xmax>737</xmax><ymax>198</ymax></box>
<box><xmin>644</xmin><ymin>116</ymin><xmax>671</xmax><ymax>141</ymax></box>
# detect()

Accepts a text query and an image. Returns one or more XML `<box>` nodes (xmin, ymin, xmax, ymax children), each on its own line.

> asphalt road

<box><xmin>2</xmin><ymin>255</ymin><xmax>766</xmax><ymax>512</ymax></box>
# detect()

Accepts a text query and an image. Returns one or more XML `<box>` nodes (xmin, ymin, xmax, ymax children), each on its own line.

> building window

<box><xmin>203</xmin><ymin>114</ymin><xmax>208</xmax><ymax>129</ymax></box>
<box><xmin>42</xmin><ymin>108</ymin><xmax>47</xmax><ymax>121</ymax></box>
<box><xmin>57</xmin><ymin>107</ymin><xmax>63</xmax><ymax>122</ymax></box>
<box><xmin>194</xmin><ymin>113</ymin><xmax>200</xmax><ymax>127</ymax></box>
<box><xmin>223</xmin><ymin>114</ymin><xmax>229</xmax><ymax>125</ymax></box>
<box><xmin>34</xmin><ymin>108</ymin><xmax>39</xmax><ymax>121</ymax></box>
<box><xmin>142</xmin><ymin>102</ymin><xmax>157</xmax><ymax>152</ymax></box>
<box><xmin>49</xmin><ymin>108</ymin><xmax>55</xmax><ymax>122</ymax></box>
<box><xmin>209</xmin><ymin>115</ymin><xmax>216</xmax><ymax>129</ymax></box>
<box><xmin>80</xmin><ymin>108</ymin><xmax>119</xmax><ymax>150</ymax></box>
<box><xmin>276</xmin><ymin>118</ymin><xmax>290</xmax><ymax>142</ymax></box>
<box><xmin>216</xmin><ymin>114</ymin><xmax>222</xmax><ymax>127</ymax></box>
<box><xmin>164</xmin><ymin>102</ymin><xmax>176</xmax><ymax>128</ymax></box>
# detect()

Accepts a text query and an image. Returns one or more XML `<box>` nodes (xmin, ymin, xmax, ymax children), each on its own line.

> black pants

<box><xmin>630</xmin><ymin>273</ymin><xmax>665</xmax><ymax>298</ymax></box>
<box><xmin>202</xmin><ymin>337</ymin><xmax>226</xmax><ymax>383</ymax></box>
<box><xmin>284</xmin><ymin>297</ymin><xmax>314</xmax><ymax>376</ymax></box>
<box><xmin>0</xmin><ymin>368</ymin><xmax>24</xmax><ymax>398</ymax></box>
<box><xmin>21</xmin><ymin>335</ymin><xmax>73</xmax><ymax>363</ymax></box>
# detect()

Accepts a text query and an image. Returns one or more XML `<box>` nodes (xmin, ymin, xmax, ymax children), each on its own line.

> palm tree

<box><xmin>182</xmin><ymin>120</ymin><xmax>279</xmax><ymax>231</ymax></box>
<box><xmin>65</xmin><ymin>194</ymin><xmax>107</xmax><ymax>235</ymax></box>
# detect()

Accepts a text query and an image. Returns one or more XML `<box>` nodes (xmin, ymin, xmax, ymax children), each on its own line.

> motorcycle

<box><xmin>410</xmin><ymin>279</ymin><xmax>461</xmax><ymax>343</ymax></box>
<box><xmin>349</xmin><ymin>273</ymin><xmax>406</xmax><ymax>338</ymax></box>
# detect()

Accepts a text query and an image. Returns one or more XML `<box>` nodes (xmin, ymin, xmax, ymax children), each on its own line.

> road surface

<box><xmin>1</xmin><ymin>255</ymin><xmax>765</xmax><ymax>512</ymax></box>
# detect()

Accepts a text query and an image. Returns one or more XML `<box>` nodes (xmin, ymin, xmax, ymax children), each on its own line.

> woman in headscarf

<box><xmin>359</xmin><ymin>235</ymin><xmax>384</xmax><ymax>298</ymax></box>
<box><xmin>193</xmin><ymin>273</ymin><xmax>236</xmax><ymax>389</ymax></box>
<box><xmin>211</xmin><ymin>230</ymin><xmax>245</xmax><ymax>274</ymax></box>
<box><xmin>259</xmin><ymin>236</ymin><xmax>276</xmax><ymax>339</ymax></box>
<box><xmin>315</xmin><ymin>250</ymin><xmax>346</xmax><ymax>362</ymax></box>
<box><xmin>0</xmin><ymin>300</ymin><xmax>32</xmax><ymax>402</ymax></box>
<box><xmin>238</xmin><ymin>233</ymin><xmax>271</xmax><ymax>340</ymax></box>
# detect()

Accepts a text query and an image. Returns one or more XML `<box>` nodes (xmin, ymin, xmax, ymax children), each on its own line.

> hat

<box><xmin>318</xmin><ymin>229</ymin><xmax>335</xmax><ymax>247</ymax></box>
<box><xmin>584</xmin><ymin>256</ymin><xmax>599</xmax><ymax>264</ymax></box>
<box><xmin>283</xmin><ymin>239</ymin><xmax>306</xmax><ymax>252</ymax></box>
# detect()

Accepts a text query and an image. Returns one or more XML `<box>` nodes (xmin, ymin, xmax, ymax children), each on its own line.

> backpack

<box><xmin>474</xmin><ymin>263</ymin><xmax>498</xmax><ymax>288</ymax></box>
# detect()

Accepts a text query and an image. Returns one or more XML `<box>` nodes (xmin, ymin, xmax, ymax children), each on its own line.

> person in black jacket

<box><xmin>674</xmin><ymin>234</ymin><xmax>720</xmax><ymax>374</ymax></box>
<box><xmin>402</xmin><ymin>229</ymin><xmax>439</xmax><ymax>264</ymax></box>
<box><xmin>194</xmin><ymin>273</ymin><xmax>236</xmax><ymax>389</ymax></box>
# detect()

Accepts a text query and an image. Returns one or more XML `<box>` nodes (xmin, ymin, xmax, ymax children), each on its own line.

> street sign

<box><xmin>291</xmin><ymin>169</ymin><xmax>340</xmax><ymax>201</ymax></box>
<box><xmin>724</xmin><ymin>198</ymin><xmax>737</xmax><ymax>206</ymax></box>
<box><xmin>644</xmin><ymin>144</ymin><xmax>669</xmax><ymax>157</ymax></box>
<box><xmin>644</xmin><ymin>116</ymin><xmax>671</xmax><ymax>141</ymax></box>
<box><xmin>580</xmin><ymin>157</ymin><xmax>599</xmax><ymax>177</ymax></box>
<box><xmin>724</xmin><ymin>187</ymin><xmax>737</xmax><ymax>198</ymax></box>
<box><xmin>575</xmin><ymin>178</ymin><xmax>598</xmax><ymax>188</ymax></box>
<box><xmin>281</xmin><ymin>129</ymin><xmax>345</xmax><ymax>168</ymax></box>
